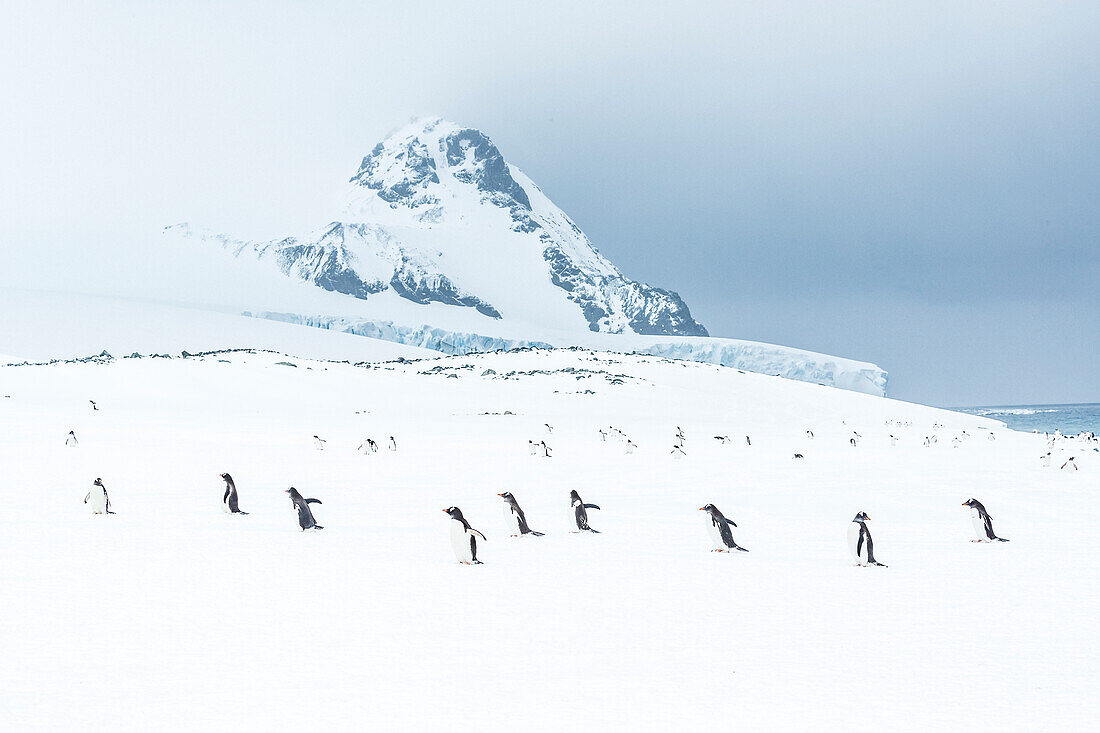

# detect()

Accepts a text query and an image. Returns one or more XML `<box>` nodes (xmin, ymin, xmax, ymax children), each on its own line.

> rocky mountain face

<box><xmin>184</xmin><ymin>117</ymin><xmax>708</xmax><ymax>337</ymax></box>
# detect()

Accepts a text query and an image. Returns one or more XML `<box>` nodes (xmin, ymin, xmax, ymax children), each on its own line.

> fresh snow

<box><xmin>0</xmin><ymin>347</ymin><xmax>1094</xmax><ymax>731</ymax></box>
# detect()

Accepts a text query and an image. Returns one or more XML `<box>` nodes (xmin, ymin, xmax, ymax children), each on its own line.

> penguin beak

<box><xmin>442</xmin><ymin>509</ymin><xmax>448</xmax><ymax>513</ymax></box>
<box><xmin>698</xmin><ymin>507</ymin><xmax>705</xmax><ymax>511</ymax></box>
<box><xmin>497</xmin><ymin>493</ymin><xmax>504</xmax><ymax>497</ymax></box>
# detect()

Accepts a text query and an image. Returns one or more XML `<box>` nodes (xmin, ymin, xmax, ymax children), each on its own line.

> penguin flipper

<box><xmin>305</xmin><ymin>498</ymin><xmax>322</xmax><ymax>504</ymax></box>
<box><xmin>223</xmin><ymin>487</ymin><xmax>231</xmax><ymax>503</ymax></box>
<box><xmin>470</xmin><ymin>528</ymin><xmax>487</xmax><ymax>541</ymax></box>
<box><xmin>995</xmin><ymin>537</ymin><xmax>1009</xmax><ymax>542</ymax></box>
<box><xmin>528</xmin><ymin>531</ymin><xmax>545</xmax><ymax>536</ymax></box>
<box><xmin>236</xmin><ymin>510</ymin><xmax>249</xmax><ymax>515</ymax></box>
<box><xmin>724</xmin><ymin>518</ymin><xmax>738</xmax><ymax>527</ymax></box>
<box><xmin>733</xmin><ymin>544</ymin><xmax>749</xmax><ymax>552</ymax></box>
<box><xmin>584</xmin><ymin>503</ymin><xmax>601</xmax><ymax>510</ymax></box>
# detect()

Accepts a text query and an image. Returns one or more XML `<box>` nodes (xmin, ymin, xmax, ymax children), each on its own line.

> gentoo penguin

<box><xmin>541</xmin><ymin>441</ymin><xmax>552</xmax><ymax>458</ymax></box>
<box><xmin>528</xmin><ymin>439</ymin><xmax>538</xmax><ymax>455</ymax></box>
<box><xmin>84</xmin><ymin>478</ymin><xmax>113</xmax><ymax>514</ymax></box>
<box><xmin>598</xmin><ymin>429</ymin><xmax>607</xmax><ymax>442</ymax></box>
<box><xmin>1040</xmin><ymin>452</ymin><xmax>1052</xmax><ymax>467</ymax></box>
<box><xmin>89</xmin><ymin>400</ymin><xmax>98</xmax><ymax>411</ymax></box>
<box><xmin>625</xmin><ymin>440</ymin><xmax>636</xmax><ymax>454</ymax></box>
<box><xmin>219</xmin><ymin>473</ymin><xmax>248</xmax><ymax>514</ymax></box>
<box><xmin>745</xmin><ymin>435</ymin><xmax>752</xmax><ymax>446</ymax></box>
<box><xmin>923</xmin><ymin>436</ymin><xmax>931</xmax><ymax>447</ymax></box>
<box><xmin>444</xmin><ymin>506</ymin><xmax>487</xmax><ymax>564</ymax></box>
<box><xmin>889</xmin><ymin>434</ymin><xmax>898</xmax><ymax>446</ymax></box>
<box><xmin>286</xmin><ymin>488</ymin><xmax>323</xmax><ymax>530</ymax></box>
<box><xmin>671</xmin><ymin>444</ymin><xmax>686</xmax><ymax>458</ymax></box>
<box><xmin>498</xmin><ymin>492</ymin><xmax>544</xmax><ymax>537</ymax></box>
<box><xmin>65</xmin><ymin>430</ymin><xmax>79</xmax><ymax>447</ymax></box>
<box><xmin>988</xmin><ymin>432</ymin><xmax>996</xmax><ymax>441</ymax></box>
<box><xmin>806</xmin><ymin>430</ymin><xmax>814</xmax><ymax>439</ymax></box>
<box><xmin>312</xmin><ymin>435</ymin><xmax>326</xmax><ymax>451</ymax></box>
<box><xmin>388</xmin><ymin>436</ymin><xmax>397</xmax><ymax>452</ymax></box>
<box><xmin>675</xmin><ymin>426</ymin><xmax>685</xmax><ymax>441</ymax></box>
<box><xmin>569</xmin><ymin>490</ymin><xmax>600</xmax><ymax>532</ymax></box>
<box><xmin>714</xmin><ymin>435</ymin><xmax>730</xmax><ymax>444</ymax></box>
<box><xmin>545</xmin><ymin>423</ymin><xmax>554</xmax><ymax>434</ymax></box>
<box><xmin>847</xmin><ymin>512</ymin><xmax>886</xmax><ymax>567</ymax></box>
<box><xmin>850</xmin><ymin>437</ymin><xmax>858</xmax><ymax>447</ymax></box>
<box><xmin>1061</xmin><ymin>457</ymin><xmax>1078</xmax><ymax>471</ymax></box>
<box><xmin>699</xmin><ymin>504</ymin><xmax>748</xmax><ymax>552</ymax></box>
<box><xmin>792</xmin><ymin>453</ymin><xmax>804</xmax><ymax>460</ymax></box>
<box><xmin>962</xmin><ymin>499</ymin><xmax>1008</xmax><ymax>542</ymax></box>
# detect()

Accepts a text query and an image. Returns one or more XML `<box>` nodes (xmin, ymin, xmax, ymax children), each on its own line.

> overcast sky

<box><xmin>2</xmin><ymin>1</ymin><xmax>1097</xmax><ymax>406</ymax></box>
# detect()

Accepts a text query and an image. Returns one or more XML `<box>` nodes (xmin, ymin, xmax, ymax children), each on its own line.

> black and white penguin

<box><xmin>1040</xmin><ymin>452</ymin><xmax>1052</xmax><ymax>467</ymax></box>
<box><xmin>388</xmin><ymin>436</ymin><xmax>397</xmax><ymax>451</ymax></box>
<box><xmin>675</xmin><ymin>426</ymin><xmax>686</xmax><ymax>442</ymax></box>
<box><xmin>625</xmin><ymin>440</ymin><xmax>636</xmax><ymax>454</ymax></box>
<box><xmin>714</xmin><ymin>435</ymin><xmax>730</xmax><ymax>444</ymax></box>
<box><xmin>847</xmin><ymin>512</ymin><xmax>886</xmax><ymax>566</ymax></box>
<box><xmin>65</xmin><ymin>430</ymin><xmax>79</xmax><ymax>447</ymax></box>
<box><xmin>286</xmin><ymin>488</ymin><xmax>323</xmax><ymax>530</ymax></box>
<box><xmin>569</xmin><ymin>490</ymin><xmax>600</xmax><ymax>532</ymax></box>
<box><xmin>540</xmin><ymin>441</ymin><xmax>552</xmax><ymax>458</ymax></box>
<box><xmin>528</xmin><ymin>439</ymin><xmax>538</xmax><ymax>455</ymax></box>
<box><xmin>850</xmin><ymin>437</ymin><xmax>858</xmax><ymax>447</ymax></box>
<box><xmin>219</xmin><ymin>473</ymin><xmax>248</xmax><ymax>514</ymax></box>
<box><xmin>988</xmin><ymin>432</ymin><xmax>996</xmax><ymax>441</ymax></box>
<box><xmin>1061</xmin><ymin>457</ymin><xmax>1078</xmax><ymax>471</ymax></box>
<box><xmin>313</xmin><ymin>435</ymin><xmax>326</xmax><ymax>451</ymax></box>
<box><xmin>745</xmin><ymin>435</ymin><xmax>752</xmax><ymax>446</ymax></box>
<box><xmin>498</xmin><ymin>492</ymin><xmax>543</xmax><ymax>537</ymax></box>
<box><xmin>89</xmin><ymin>400</ymin><xmax>98</xmax><ymax>411</ymax></box>
<box><xmin>792</xmin><ymin>453</ymin><xmax>804</xmax><ymax>460</ymax></box>
<box><xmin>444</xmin><ymin>506</ymin><xmax>486</xmax><ymax>564</ymax></box>
<box><xmin>962</xmin><ymin>499</ymin><xmax>1008</xmax><ymax>542</ymax></box>
<box><xmin>889</xmin><ymin>435</ymin><xmax>898</xmax><ymax>446</ymax></box>
<box><xmin>699</xmin><ymin>504</ymin><xmax>748</xmax><ymax>552</ymax></box>
<box><xmin>598</xmin><ymin>429</ymin><xmax>607</xmax><ymax>442</ymax></box>
<box><xmin>671</xmin><ymin>444</ymin><xmax>686</xmax><ymax>458</ymax></box>
<box><xmin>84</xmin><ymin>478</ymin><xmax>113</xmax><ymax>514</ymax></box>
<box><xmin>805</xmin><ymin>430</ymin><xmax>814</xmax><ymax>439</ymax></box>
<box><xmin>545</xmin><ymin>423</ymin><xmax>554</xmax><ymax>434</ymax></box>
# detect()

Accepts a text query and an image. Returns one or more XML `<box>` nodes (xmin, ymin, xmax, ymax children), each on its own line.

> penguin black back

<box><xmin>286</xmin><ymin>487</ymin><xmax>323</xmax><ymax>530</ymax></box>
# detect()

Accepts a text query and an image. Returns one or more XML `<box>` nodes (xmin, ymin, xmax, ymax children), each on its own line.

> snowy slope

<box><xmin>0</xmin><ymin>348</ymin><xmax>1094</xmax><ymax>731</ymax></box>
<box><xmin>0</xmin><ymin>288</ymin><xmax>432</xmax><ymax>363</ymax></box>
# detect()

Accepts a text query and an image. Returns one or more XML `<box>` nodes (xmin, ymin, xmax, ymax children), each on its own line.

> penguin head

<box><xmin>569</xmin><ymin>490</ymin><xmax>581</xmax><ymax>502</ymax></box>
<box><xmin>443</xmin><ymin>506</ymin><xmax>463</xmax><ymax>520</ymax></box>
<box><xmin>699</xmin><ymin>503</ymin><xmax>717</xmax><ymax>513</ymax></box>
<box><xmin>853</xmin><ymin>511</ymin><xmax>870</xmax><ymax>523</ymax></box>
<box><xmin>498</xmin><ymin>492</ymin><xmax>514</xmax><ymax>501</ymax></box>
<box><xmin>962</xmin><ymin>498</ymin><xmax>978</xmax><ymax>508</ymax></box>
<box><xmin>93</xmin><ymin>478</ymin><xmax>104</xmax><ymax>487</ymax></box>
<box><xmin>286</xmin><ymin>487</ymin><xmax>301</xmax><ymax>499</ymax></box>
<box><xmin>220</xmin><ymin>473</ymin><xmax>233</xmax><ymax>483</ymax></box>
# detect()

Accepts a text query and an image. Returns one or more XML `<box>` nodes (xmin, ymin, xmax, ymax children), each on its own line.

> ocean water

<box><xmin>955</xmin><ymin>403</ymin><xmax>1100</xmax><ymax>435</ymax></box>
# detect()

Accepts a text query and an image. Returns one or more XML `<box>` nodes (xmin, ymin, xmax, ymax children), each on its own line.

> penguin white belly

<box><xmin>969</xmin><ymin>508</ymin><xmax>986</xmax><ymax>541</ymax></box>
<box><xmin>450</xmin><ymin>521</ymin><xmax>473</xmax><ymax>563</ymax></box>
<box><xmin>706</xmin><ymin>518</ymin><xmax>725</xmax><ymax>549</ymax></box>
<box><xmin>87</xmin><ymin>488</ymin><xmax>107</xmax><ymax>514</ymax></box>
<box><xmin>847</xmin><ymin>523</ymin><xmax>865</xmax><ymax>562</ymax></box>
